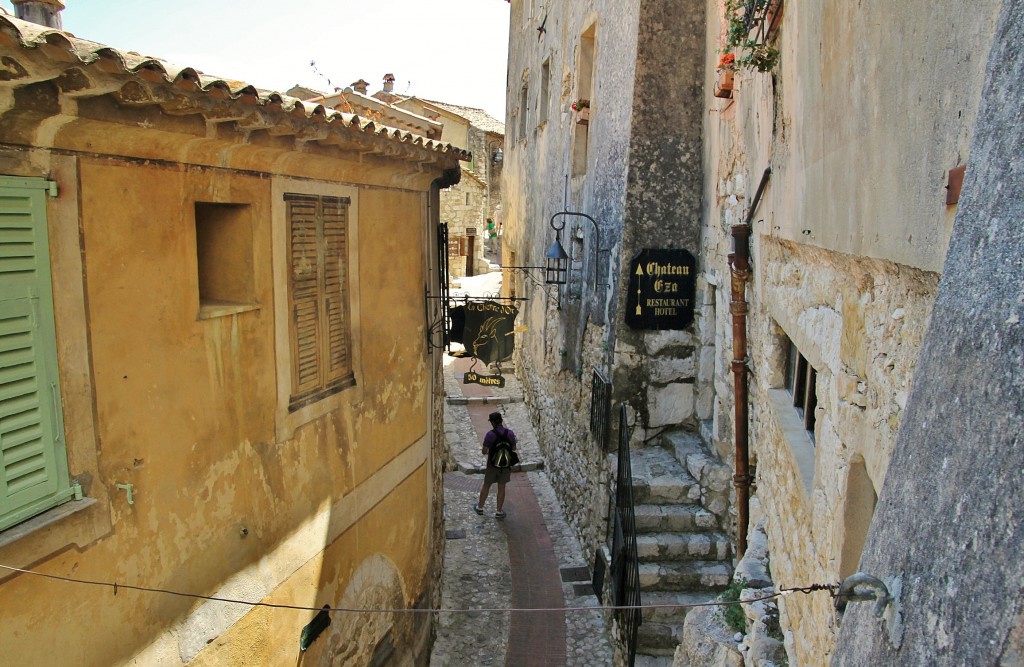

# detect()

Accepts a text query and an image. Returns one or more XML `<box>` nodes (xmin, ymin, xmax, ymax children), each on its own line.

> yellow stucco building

<box><xmin>0</xmin><ymin>14</ymin><xmax>463</xmax><ymax>666</ymax></box>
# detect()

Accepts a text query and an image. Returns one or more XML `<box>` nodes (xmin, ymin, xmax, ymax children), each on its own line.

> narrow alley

<box><xmin>430</xmin><ymin>273</ymin><xmax>614</xmax><ymax>667</ymax></box>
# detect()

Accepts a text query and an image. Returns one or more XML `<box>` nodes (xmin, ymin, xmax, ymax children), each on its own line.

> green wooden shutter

<box><xmin>0</xmin><ymin>176</ymin><xmax>73</xmax><ymax>532</ymax></box>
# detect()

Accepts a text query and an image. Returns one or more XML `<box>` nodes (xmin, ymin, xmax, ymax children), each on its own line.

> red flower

<box><xmin>718</xmin><ymin>53</ymin><xmax>736</xmax><ymax>69</ymax></box>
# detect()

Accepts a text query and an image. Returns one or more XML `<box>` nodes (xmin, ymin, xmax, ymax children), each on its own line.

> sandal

<box><xmin>495</xmin><ymin>510</ymin><xmax>506</xmax><ymax>519</ymax></box>
<box><xmin>473</xmin><ymin>505</ymin><xmax>484</xmax><ymax>515</ymax></box>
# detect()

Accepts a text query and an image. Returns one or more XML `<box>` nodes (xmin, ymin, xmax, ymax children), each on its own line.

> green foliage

<box><xmin>722</xmin><ymin>0</ymin><xmax>781</xmax><ymax>73</ymax></box>
<box><xmin>721</xmin><ymin>579</ymin><xmax>748</xmax><ymax>634</ymax></box>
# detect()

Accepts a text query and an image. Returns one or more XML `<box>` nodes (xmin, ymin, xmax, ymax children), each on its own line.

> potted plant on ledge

<box><xmin>714</xmin><ymin>52</ymin><xmax>735</xmax><ymax>98</ymax></box>
<box><xmin>724</xmin><ymin>0</ymin><xmax>782</xmax><ymax>73</ymax></box>
<box><xmin>572</xmin><ymin>98</ymin><xmax>590</xmax><ymax>125</ymax></box>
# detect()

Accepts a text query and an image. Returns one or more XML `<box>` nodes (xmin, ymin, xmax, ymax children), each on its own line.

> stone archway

<box><xmin>304</xmin><ymin>554</ymin><xmax>415</xmax><ymax>667</ymax></box>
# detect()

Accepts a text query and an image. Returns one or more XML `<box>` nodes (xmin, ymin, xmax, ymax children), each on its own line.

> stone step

<box><xmin>636</xmin><ymin>531</ymin><xmax>732</xmax><ymax>563</ymax></box>
<box><xmin>661</xmin><ymin>430</ymin><xmax>733</xmax><ymax>519</ymax></box>
<box><xmin>629</xmin><ymin>445</ymin><xmax>703</xmax><ymax>505</ymax></box>
<box><xmin>634</xmin><ymin>503</ymin><xmax>719</xmax><ymax>534</ymax></box>
<box><xmin>639</xmin><ymin>590</ymin><xmax>720</xmax><ymax>625</ymax></box>
<box><xmin>632</xmin><ymin>477</ymin><xmax>702</xmax><ymax>506</ymax></box>
<box><xmin>634</xmin><ymin>650</ymin><xmax>676</xmax><ymax>666</ymax></box>
<box><xmin>639</xmin><ymin>560</ymin><xmax>732</xmax><ymax>593</ymax></box>
<box><xmin>636</xmin><ymin>621</ymin><xmax>683</xmax><ymax>656</ymax></box>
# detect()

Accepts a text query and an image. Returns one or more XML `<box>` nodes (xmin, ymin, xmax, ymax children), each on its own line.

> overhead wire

<box><xmin>0</xmin><ymin>563</ymin><xmax>837</xmax><ymax>615</ymax></box>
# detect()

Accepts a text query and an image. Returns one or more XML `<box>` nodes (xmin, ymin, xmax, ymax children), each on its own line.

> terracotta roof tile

<box><xmin>419</xmin><ymin>99</ymin><xmax>505</xmax><ymax>135</ymax></box>
<box><xmin>0</xmin><ymin>15</ymin><xmax>470</xmax><ymax>161</ymax></box>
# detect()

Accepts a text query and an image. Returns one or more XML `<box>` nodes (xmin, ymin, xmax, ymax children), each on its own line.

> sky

<box><xmin>0</xmin><ymin>0</ymin><xmax>511</xmax><ymax>121</ymax></box>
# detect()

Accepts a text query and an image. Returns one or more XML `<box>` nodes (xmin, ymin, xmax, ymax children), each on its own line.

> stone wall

<box><xmin>516</xmin><ymin>326</ymin><xmax>615</xmax><ymax>553</ymax></box>
<box><xmin>505</xmin><ymin>0</ymin><xmax>711</xmax><ymax>568</ymax></box>
<box><xmin>505</xmin><ymin>0</ymin><xmax>639</xmax><ymax>557</ymax></box>
<box><xmin>834</xmin><ymin>2</ymin><xmax>1024</xmax><ymax>662</ymax></box>
<box><xmin>705</xmin><ymin>170</ymin><xmax>945</xmax><ymax>663</ymax></box>
<box><xmin>699</xmin><ymin>0</ymin><xmax>1001</xmax><ymax>662</ymax></box>
<box><xmin>441</xmin><ymin>175</ymin><xmax>488</xmax><ymax>277</ymax></box>
<box><xmin>464</xmin><ymin>125</ymin><xmax>503</xmax><ymax>223</ymax></box>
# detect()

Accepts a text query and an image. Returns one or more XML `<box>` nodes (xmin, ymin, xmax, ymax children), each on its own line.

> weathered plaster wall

<box><xmin>0</xmin><ymin>158</ymin><xmax>438</xmax><ymax>666</ymax></box>
<box><xmin>0</xmin><ymin>41</ymin><xmax>453</xmax><ymax>665</ymax></box>
<box><xmin>699</xmin><ymin>0</ymin><xmax>1001</xmax><ymax>663</ymax></box>
<box><xmin>769</xmin><ymin>0</ymin><xmax>997</xmax><ymax>272</ymax></box>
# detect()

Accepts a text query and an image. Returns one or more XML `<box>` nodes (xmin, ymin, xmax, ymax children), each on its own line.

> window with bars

<box><xmin>285</xmin><ymin>193</ymin><xmax>355</xmax><ymax>412</ymax></box>
<box><xmin>784</xmin><ymin>339</ymin><xmax>817</xmax><ymax>441</ymax></box>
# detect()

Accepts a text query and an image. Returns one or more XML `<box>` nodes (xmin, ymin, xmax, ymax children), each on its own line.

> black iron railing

<box><xmin>611</xmin><ymin>403</ymin><xmax>641</xmax><ymax>667</ymax></box>
<box><xmin>590</xmin><ymin>368</ymin><xmax>612</xmax><ymax>451</ymax></box>
<box><xmin>437</xmin><ymin>222</ymin><xmax>451</xmax><ymax>349</ymax></box>
<box><xmin>738</xmin><ymin>0</ymin><xmax>782</xmax><ymax>44</ymax></box>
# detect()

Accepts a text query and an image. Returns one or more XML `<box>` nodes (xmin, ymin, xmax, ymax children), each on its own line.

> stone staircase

<box><xmin>628</xmin><ymin>431</ymin><xmax>734</xmax><ymax>666</ymax></box>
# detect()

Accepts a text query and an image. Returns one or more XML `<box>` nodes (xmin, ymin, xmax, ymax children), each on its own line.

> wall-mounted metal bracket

<box><xmin>835</xmin><ymin>571</ymin><xmax>903</xmax><ymax>648</ymax></box>
<box><xmin>549</xmin><ymin>210</ymin><xmax>611</xmax><ymax>288</ymax></box>
<box><xmin>115</xmin><ymin>483</ymin><xmax>135</xmax><ymax>505</ymax></box>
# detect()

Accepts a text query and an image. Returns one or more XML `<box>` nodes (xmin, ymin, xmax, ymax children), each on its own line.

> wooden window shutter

<box><xmin>285</xmin><ymin>193</ymin><xmax>353</xmax><ymax>411</ymax></box>
<box><xmin>320</xmin><ymin>196</ymin><xmax>353</xmax><ymax>389</ymax></box>
<box><xmin>0</xmin><ymin>178</ymin><xmax>74</xmax><ymax>531</ymax></box>
<box><xmin>286</xmin><ymin>194</ymin><xmax>323</xmax><ymax>401</ymax></box>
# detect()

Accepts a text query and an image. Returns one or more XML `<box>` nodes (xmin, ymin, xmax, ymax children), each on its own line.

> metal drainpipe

<box><xmin>728</xmin><ymin>167</ymin><xmax>771</xmax><ymax>558</ymax></box>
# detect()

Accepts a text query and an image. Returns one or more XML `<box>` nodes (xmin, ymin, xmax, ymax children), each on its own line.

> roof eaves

<box><xmin>0</xmin><ymin>15</ymin><xmax>470</xmax><ymax>162</ymax></box>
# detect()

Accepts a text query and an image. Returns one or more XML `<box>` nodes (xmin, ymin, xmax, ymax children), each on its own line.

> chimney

<box><xmin>350</xmin><ymin>79</ymin><xmax>370</xmax><ymax>95</ymax></box>
<box><xmin>383</xmin><ymin>73</ymin><xmax>395</xmax><ymax>94</ymax></box>
<box><xmin>11</xmin><ymin>0</ymin><xmax>65</xmax><ymax>29</ymax></box>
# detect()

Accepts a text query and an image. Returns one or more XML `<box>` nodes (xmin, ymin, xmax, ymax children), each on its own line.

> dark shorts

<box><xmin>484</xmin><ymin>465</ymin><xmax>511</xmax><ymax>485</ymax></box>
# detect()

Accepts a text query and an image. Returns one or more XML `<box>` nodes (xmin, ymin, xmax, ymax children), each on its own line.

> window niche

<box><xmin>785</xmin><ymin>337</ymin><xmax>818</xmax><ymax>442</ymax></box>
<box><xmin>518</xmin><ymin>83</ymin><xmax>529</xmax><ymax>141</ymax></box>
<box><xmin>839</xmin><ymin>456</ymin><xmax>878</xmax><ymax>579</ymax></box>
<box><xmin>539</xmin><ymin>59</ymin><xmax>550</xmax><ymax>126</ymax></box>
<box><xmin>194</xmin><ymin>202</ymin><xmax>257</xmax><ymax>318</ymax></box>
<box><xmin>572</xmin><ymin>25</ymin><xmax>596</xmax><ymax>177</ymax></box>
<box><xmin>767</xmin><ymin>325</ymin><xmax>818</xmax><ymax>494</ymax></box>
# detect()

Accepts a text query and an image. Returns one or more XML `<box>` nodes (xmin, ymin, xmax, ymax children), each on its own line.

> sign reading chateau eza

<box><xmin>625</xmin><ymin>249</ymin><xmax>697</xmax><ymax>330</ymax></box>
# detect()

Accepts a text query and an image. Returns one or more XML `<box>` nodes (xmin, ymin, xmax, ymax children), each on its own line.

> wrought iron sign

<box><xmin>624</xmin><ymin>248</ymin><xmax>697</xmax><ymax>330</ymax></box>
<box><xmin>461</xmin><ymin>300</ymin><xmax>519</xmax><ymax>363</ymax></box>
<box><xmin>463</xmin><ymin>370</ymin><xmax>506</xmax><ymax>388</ymax></box>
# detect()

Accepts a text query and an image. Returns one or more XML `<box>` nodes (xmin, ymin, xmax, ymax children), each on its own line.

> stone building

<box><xmin>503</xmin><ymin>0</ymin><xmax>1007</xmax><ymax>664</ymax></box>
<box><xmin>298</xmin><ymin>77</ymin><xmax>506</xmax><ymax>279</ymax></box>
<box><xmin>502</xmin><ymin>0</ymin><xmax>724</xmax><ymax>662</ymax></box>
<box><xmin>0</xmin><ymin>13</ymin><xmax>464</xmax><ymax>666</ymax></box>
<box><xmin>699</xmin><ymin>0</ymin><xmax>1001</xmax><ymax>663</ymax></box>
<box><xmin>396</xmin><ymin>95</ymin><xmax>506</xmax><ymax>278</ymax></box>
<box><xmin>833</xmin><ymin>6</ymin><xmax>1024</xmax><ymax>664</ymax></box>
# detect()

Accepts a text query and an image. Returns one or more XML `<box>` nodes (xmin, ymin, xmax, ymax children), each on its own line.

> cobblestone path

<box><xmin>430</xmin><ymin>352</ymin><xmax>614</xmax><ymax>666</ymax></box>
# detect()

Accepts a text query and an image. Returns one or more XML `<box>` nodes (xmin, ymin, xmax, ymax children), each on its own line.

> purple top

<box><xmin>482</xmin><ymin>426</ymin><xmax>517</xmax><ymax>454</ymax></box>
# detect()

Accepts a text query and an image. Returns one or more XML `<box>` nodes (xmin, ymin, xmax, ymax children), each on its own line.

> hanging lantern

<box><xmin>545</xmin><ymin>236</ymin><xmax>569</xmax><ymax>285</ymax></box>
